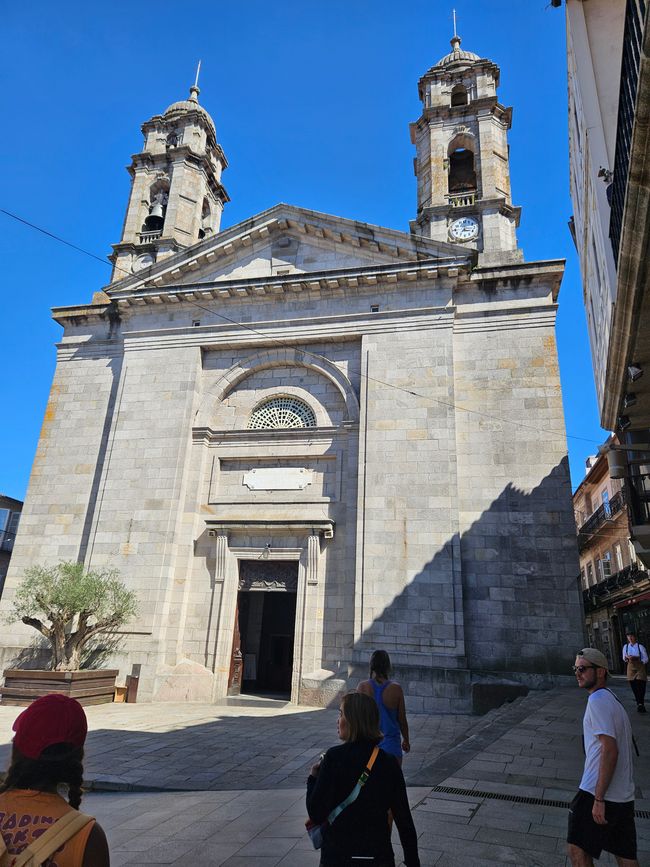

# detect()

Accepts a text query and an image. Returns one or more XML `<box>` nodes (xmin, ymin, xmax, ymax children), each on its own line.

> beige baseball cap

<box><xmin>577</xmin><ymin>647</ymin><xmax>609</xmax><ymax>671</ymax></box>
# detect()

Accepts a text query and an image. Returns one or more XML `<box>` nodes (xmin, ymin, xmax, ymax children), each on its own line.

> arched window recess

<box><xmin>141</xmin><ymin>179</ymin><xmax>169</xmax><ymax>241</ymax></box>
<box><xmin>447</xmin><ymin>134</ymin><xmax>477</xmax><ymax>206</ymax></box>
<box><xmin>198</xmin><ymin>197</ymin><xmax>211</xmax><ymax>240</ymax></box>
<box><xmin>451</xmin><ymin>84</ymin><xmax>468</xmax><ymax>107</ymax></box>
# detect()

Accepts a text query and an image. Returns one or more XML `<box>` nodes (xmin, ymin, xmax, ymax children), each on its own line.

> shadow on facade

<box><xmin>316</xmin><ymin>459</ymin><xmax>584</xmax><ymax>708</ymax></box>
<box><xmin>76</xmin><ymin>354</ymin><xmax>124</xmax><ymax>565</ymax></box>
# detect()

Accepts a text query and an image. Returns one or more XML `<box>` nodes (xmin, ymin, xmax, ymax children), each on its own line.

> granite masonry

<box><xmin>0</xmin><ymin>36</ymin><xmax>585</xmax><ymax>711</ymax></box>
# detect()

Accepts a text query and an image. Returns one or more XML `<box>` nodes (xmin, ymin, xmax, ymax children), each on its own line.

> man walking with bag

<box><xmin>568</xmin><ymin>648</ymin><xmax>639</xmax><ymax>867</ymax></box>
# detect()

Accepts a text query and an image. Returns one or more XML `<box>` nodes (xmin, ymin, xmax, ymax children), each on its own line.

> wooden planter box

<box><xmin>0</xmin><ymin>669</ymin><xmax>119</xmax><ymax>707</ymax></box>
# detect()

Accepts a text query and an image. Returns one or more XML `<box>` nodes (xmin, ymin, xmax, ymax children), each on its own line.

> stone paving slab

<box><xmin>0</xmin><ymin>700</ymin><xmax>474</xmax><ymax>791</ymax></box>
<box><xmin>410</xmin><ymin>680</ymin><xmax>650</xmax><ymax>866</ymax></box>
<box><xmin>2</xmin><ymin>681</ymin><xmax>649</xmax><ymax>864</ymax></box>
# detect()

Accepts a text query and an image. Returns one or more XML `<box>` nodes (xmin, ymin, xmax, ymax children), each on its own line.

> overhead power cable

<box><xmin>1</xmin><ymin>206</ymin><xmax>606</xmax><ymax>447</ymax></box>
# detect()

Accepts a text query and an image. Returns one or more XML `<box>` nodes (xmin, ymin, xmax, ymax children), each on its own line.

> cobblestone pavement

<box><xmin>1</xmin><ymin>680</ymin><xmax>649</xmax><ymax>864</ymax></box>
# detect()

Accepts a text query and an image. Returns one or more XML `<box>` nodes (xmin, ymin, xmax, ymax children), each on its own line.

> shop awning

<box><xmin>614</xmin><ymin>589</ymin><xmax>650</xmax><ymax>609</ymax></box>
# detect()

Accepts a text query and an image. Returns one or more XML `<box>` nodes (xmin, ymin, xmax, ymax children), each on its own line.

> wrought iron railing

<box><xmin>627</xmin><ymin>472</ymin><xmax>650</xmax><ymax>525</ymax></box>
<box><xmin>577</xmin><ymin>491</ymin><xmax>626</xmax><ymax>550</ymax></box>
<box><xmin>610</xmin><ymin>0</ymin><xmax>646</xmax><ymax>264</ymax></box>
<box><xmin>583</xmin><ymin>564</ymin><xmax>648</xmax><ymax>611</ymax></box>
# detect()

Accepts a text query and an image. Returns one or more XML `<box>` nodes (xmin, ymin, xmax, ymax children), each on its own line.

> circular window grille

<box><xmin>248</xmin><ymin>396</ymin><xmax>316</xmax><ymax>430</ymax></box>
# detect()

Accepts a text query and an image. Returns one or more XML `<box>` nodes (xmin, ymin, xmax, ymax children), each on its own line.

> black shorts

<box><xmin>567</xmin><ymin>789</ymin><xmax>637</xmax><ymax>860</ymax></box>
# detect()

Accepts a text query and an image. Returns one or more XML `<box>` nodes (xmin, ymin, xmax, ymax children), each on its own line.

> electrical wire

<box><xmin>1</xmin><ymin>206</ymin><xmax>606</xmax><ymax>447</ymax></box>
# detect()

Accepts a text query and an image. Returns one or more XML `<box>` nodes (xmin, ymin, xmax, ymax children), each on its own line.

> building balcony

<box><xmin>583</xmin><ymin>563</ymin><xmax>649</xmax><ymax>612</ymax></box>
<box><xmin>577</xmin><ymin>490</ymin><xmax>626</xmax><ymax>551</ymax></box>
<box><xmin>625</xmin><ymin>469</ymin><xmax>650</xmax><ymax>567</ymax></box>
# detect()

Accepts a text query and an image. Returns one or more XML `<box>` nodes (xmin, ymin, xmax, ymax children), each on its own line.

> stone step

<box><xmin>217</xmin><ymin>693</ymin><xmax>290</xmax><ymax>709</ymax></box>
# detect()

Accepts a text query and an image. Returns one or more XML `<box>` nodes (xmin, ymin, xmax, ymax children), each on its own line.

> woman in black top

<box><xmin>307</xmin><ymin>691</ymin><xmax>420</xmax><ymax>867</ymax></box>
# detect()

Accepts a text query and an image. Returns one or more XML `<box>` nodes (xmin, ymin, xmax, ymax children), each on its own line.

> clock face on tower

<box><xmin>449</xmin><ymin>216</ymin><xmax>479</xmax><ymax>242</ymax></box>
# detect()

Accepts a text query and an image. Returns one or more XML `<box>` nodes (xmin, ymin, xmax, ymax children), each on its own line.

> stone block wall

<box><xmin>453</xmin><ymin>295</ymin><xmax>585</xmax><ymax>675</ymax></box>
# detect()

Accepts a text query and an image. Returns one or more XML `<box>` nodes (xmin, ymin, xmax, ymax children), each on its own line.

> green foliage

<box><xmin>9</xmin><ymin>561</ymin><xmax>138</xmax><ymax>671</ymax></box>
<box><xmin>12</xmin><ymin>562</ymin><xmax>137</xmax><ymax>624</ymax></box>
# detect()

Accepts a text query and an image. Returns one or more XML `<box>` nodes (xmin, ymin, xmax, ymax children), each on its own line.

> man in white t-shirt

<box><xmin>567</xmin><ymin>648</ymin><xmax>638</xmax><ymax>867</ymax></box>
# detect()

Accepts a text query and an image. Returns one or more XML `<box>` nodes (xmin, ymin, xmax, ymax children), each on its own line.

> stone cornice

<box><xmin>192</xmin><ymin>425</ymin><xmax>352</xmax><ymax>446</ymax></box>
<box><xmin>418</xmin><ymin>58</ymin><xmax>501</xmax><ymax>88</ymax></box>
<box><xmin>55</xmin><ymin>339</ymin><xmax>123</xmax><ymax>361</ymax></box>
<box><xmin>205</xmin><ymin>518</ymin><xmax>335</xmax><ymax>539</ymax></box>
<box><xmin>418</xmin><ymin>197</ymin><xmax>521</xmax><ymax>226</ymax></box>
<box><xmin>122</xmin><ymin>307</ymin><xmax>454</xmax><ymax>352</ymax></box>
<box><xmin>453</xmin><ymin>305</ymin><xmax>557</xmax><ymax>334</ymax></box>
<box><xmin>104</xmin><ymin>204</ymin><xmax>468</xmax><ymax>295</ymax></box>
<box><xmin>469</xmin><ymin>259</ymin><xmax>565</xmax><ymax>301</ymax></box>
<box><xmin>414</xmin><ymin>98</ymin><xmax>511</xmax><ymax>129</ymax></box>
<box><xmin>51</xmin><ymin>258</ymin><xmax>561</xmax><ymax>337</ymax></box>
<box><xmin>51</xmin><ymin>302</ymin><xmax>115</xmax><ymax>326</ymax></box>
<box><xmin>110</xmin><ymin>258</ymin><xmax>463</xmax><ymax>309</ymax></box>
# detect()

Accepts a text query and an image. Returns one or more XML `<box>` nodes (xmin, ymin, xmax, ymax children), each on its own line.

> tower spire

<box><xmin>189</xmin><ymin>60</ymin><xmax>202</xmax><ymax>103</ymax></box>
<box><xmin>450</xmin><ymin>9</ymin><xmax>461</xmax><ymax>52</ymax></box>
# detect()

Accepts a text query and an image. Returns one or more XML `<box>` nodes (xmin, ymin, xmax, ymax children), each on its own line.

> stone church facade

<box><xmin>0</xmin><ymin>37</ymin><xmax>585</xmax><ymax>711</ymax></box>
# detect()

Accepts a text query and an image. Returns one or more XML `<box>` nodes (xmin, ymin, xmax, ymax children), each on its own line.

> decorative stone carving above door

<box><xmin>238</xmin><ymin>559</ymin><xmax>299</xmax><ymax>592</ymax></box>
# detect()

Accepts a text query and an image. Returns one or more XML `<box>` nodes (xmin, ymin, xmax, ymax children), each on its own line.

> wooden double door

<box><xmin>228</xmin><ymin>560</ymin><xmax>298</xmax><ymax>697</ymax></box>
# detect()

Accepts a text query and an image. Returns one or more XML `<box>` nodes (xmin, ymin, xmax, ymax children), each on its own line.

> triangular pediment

<box><xmin>105</xmin><ymin>203</ymin><xmax>471</xmax><ymax>296</ymax></box>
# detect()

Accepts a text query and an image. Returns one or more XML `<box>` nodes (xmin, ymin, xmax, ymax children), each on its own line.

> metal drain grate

<box><xmin>430</xmin><ymin>785</ymin><xmax>649</xmax><ymax>820</ymax></box>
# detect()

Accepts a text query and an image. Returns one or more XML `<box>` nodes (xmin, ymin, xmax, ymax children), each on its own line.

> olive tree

<box><xmin>10</xmin><ymin>562</ymin><xmax>138</xmax><ymax>671</ymax></box>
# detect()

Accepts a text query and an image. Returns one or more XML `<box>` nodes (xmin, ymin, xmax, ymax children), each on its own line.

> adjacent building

<box><xmin>573</xmin><ymin>438</ymin><xmax>650</xmax><ymax>670</ymax></box>
<box><xmin>0</xmin><ymin>35</ymin><xmax>585</xmax><ymax>710</ymax></box>
<box><xmin>0</xmin><ymin>495</ymin><xmax>22</xmax><ymax>598</ymax></box>
<box><xmin>564</xmin><ymin>0</ymin><xmax>650</xmax><ymax>581</ymax></box>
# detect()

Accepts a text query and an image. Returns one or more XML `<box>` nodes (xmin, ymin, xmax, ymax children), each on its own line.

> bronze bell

<box><xmin>149</xmin><ymin>201</ymin><xmax>164</xmax><ymax>220</ymax></box>
<box><xmin>144</xmin><ymin>201</ymin><xmax>164</xmax><ymax>231</ymax></box>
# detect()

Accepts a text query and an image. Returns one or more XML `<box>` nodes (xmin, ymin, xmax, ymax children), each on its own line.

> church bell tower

<box><xmin>410</xmin><ymin>32</ymin><xmax>522</xmax><ymax>265</ymax></box>
<box><xmin>110</xmin><ymin>78</ymin><xmax>229</xmax><ymax>281</ymax></box>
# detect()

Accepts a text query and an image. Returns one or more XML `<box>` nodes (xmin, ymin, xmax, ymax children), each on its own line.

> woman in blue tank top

<box><xmin>357</xmin><ymin>650</ymin><xmax>411</xmax><ymax>765</ymax></box>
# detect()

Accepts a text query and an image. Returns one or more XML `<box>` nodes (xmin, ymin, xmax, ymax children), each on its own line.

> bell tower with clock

<box><xmin>409</xmin><ymin>31</ymin><xmax>522</xmax><ymax>265</ymax></box>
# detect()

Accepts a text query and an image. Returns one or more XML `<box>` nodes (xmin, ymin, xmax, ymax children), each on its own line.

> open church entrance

<box><xmin>229</xmin><ymin>560</ymin><xmax>298</xmax><ymax>697</ymax></box>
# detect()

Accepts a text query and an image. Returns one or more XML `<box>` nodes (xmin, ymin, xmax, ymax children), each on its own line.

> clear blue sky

<box><xmin>0</xmin><ymin>0</ymin><xmax>605</xmax><ymax>500</ymax></box>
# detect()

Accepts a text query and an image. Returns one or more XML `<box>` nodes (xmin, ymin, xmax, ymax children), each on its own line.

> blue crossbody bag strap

<box><xmin>327</xmin><ymin>746</ymin><xmax>379</xmax><ymax>825</ymax></box>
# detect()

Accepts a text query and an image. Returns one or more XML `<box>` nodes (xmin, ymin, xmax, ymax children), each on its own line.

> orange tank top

<box><xmin>0</xmin><ymin>789</ymin><xmax>94</xmax><ymax>866</ymax></box>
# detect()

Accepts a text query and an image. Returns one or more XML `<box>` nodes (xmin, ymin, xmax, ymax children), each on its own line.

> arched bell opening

<box><xmin>451</xmin><ymin>84</ymin><xmax>468</xmax><ymax>107</ymax></box>
<box><xmin>447</xmin><ymin>134</ymin><xmax>477</xmax><ymax>195</ymax></box>
<box><xmin>142</xmin><ymin>180</ymin><xmax>169</xmax><ymax>233</ymax></box>
<box><xmin>198</xmin><ymin>197</ymin><xmax>211</xmax><ymax>240</ymax></box>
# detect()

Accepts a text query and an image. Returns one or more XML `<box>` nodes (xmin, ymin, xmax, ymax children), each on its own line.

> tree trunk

<box><xmin>52</xmin><ymin>623</ymin><xmax>68</xmax><ymax>671</ymax></box>
<box><xmin>66</xmin><ymin>644</ymin><xmax>83</xmax><ymax>671</ymax></box>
